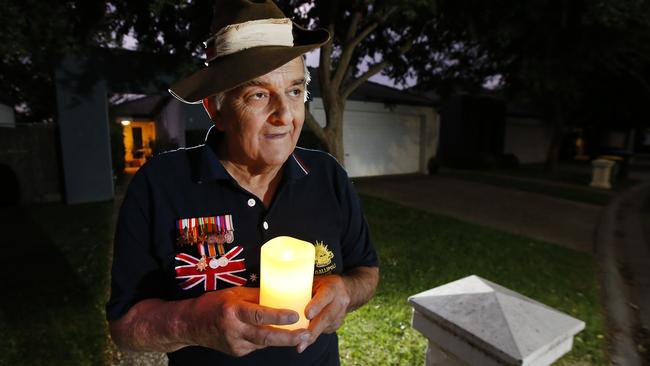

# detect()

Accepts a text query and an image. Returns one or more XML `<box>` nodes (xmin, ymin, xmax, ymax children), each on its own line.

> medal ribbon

<box><xmin>176</xmin><ymin>215</ymin><xmax>235</xmax><ymax>255</ymax></box>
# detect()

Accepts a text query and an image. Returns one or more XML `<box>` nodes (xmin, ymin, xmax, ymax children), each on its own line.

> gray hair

<box><xmin>211</xmin><ymin>59</ymin><xmax>311</xmax><ymax>110</ymax></box>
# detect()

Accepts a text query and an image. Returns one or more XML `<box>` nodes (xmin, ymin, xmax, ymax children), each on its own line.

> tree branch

<box><xmin>342</xmin><ymin>60</ymin><xmax>388</xmax><ymax>100</ymax></box>
<box><xmin>332</xmin><ymin>7</ymin><xmax>397</xmax><ymax>89</ymax></box>
<box><xmin>317</xmin><ymin>0</ymin><xmax>339</xmax><ymax>98</ymax></box>
<box><xmin>342</xmin><ymin>38</ymin><xmax>414</xmax><ymax>99</ymax></box>
<box><xmin>344</xmin><ymin>11</ymin><xmax>363</xmax><ymax>44</ymax></box>
<box><xmin>350</xmin><ymin>7</ymin><xmax>397</xmax><ymax>49</ymax></box>
<box><xmin>319</xmin><ymin>34</ymin><xmax>334</xmax><ymax>87</ymax></box>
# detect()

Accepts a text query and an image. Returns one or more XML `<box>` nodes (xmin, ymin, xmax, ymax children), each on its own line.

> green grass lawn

<box><xmin>442</xmin><ymin>169</ymin><xmax>614</xmax><ymax>206</ymax></box>
<box><xmin>338</xmin><ymin>196</ymin><xmax>606</xmax><ymax>365</ymax></box>
<box><xmin>0</xmin><ymin>195</ymin><xmax>605</xmax><ymax>365</ymax></box>
<box><xmin>440</xmin><ymin>162</ymin><xmax>639</xmax><ymax>207</ymax></box>
<box><xmin>0</xmin><ymin>202</ymin><xmax>113</xmax><ymax>366</ymax></box>
<box><xmin>471</xmin><ymin>161</ymin><xmax>637</xmax><ymax>190</ymax></box>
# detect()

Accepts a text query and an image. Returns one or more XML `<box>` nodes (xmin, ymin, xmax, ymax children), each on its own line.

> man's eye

<box><xmin>249</xmin><ymin>92</ymin><xmax>267</xmax><ymax>101</ymax></box>
<box><xmin>289</xmin><ymin>89</ymin><xmax>303</xmax><ymax>97</ymax></box>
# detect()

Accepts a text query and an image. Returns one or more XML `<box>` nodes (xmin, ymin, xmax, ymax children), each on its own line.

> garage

<box><xmin>309</xmin><ymin>98</ymin><xmax>438</xmax><ymax>178</ymax></box>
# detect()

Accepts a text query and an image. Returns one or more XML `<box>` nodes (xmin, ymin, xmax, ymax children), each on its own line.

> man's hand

<box><xmin>186</xmin><ymin>287</ymin><xmax>310</xmax><ymax>357</ymax></box>
<box><xmin>109</xmin><ymin>287</ymin><xmax>310</xmax><ymax>357</ymax></box>
<box><xmin>301</xmin><ymin>275</ymin><xmax>350</xmax><ymax>352</ymax></box>
<box><xmin>298</xmin><ymin>266</ymin><xmax>379</xmax><ymax>353</ymax></box>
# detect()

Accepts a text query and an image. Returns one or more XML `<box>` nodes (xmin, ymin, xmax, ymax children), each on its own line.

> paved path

<box><xmin>354</xmin><ymin>175</ymin><xmax>601</xmax><ymax>253</ymax></box>
<box><xmin>597</xmin><ymin>181</ymin><xmax>650</xmax><ymax>366</ymax></box>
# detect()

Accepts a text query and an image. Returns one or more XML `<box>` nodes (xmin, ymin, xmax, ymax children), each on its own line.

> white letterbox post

<box><xmin>408</xmin><ymin>275</ymin><xmax>585</xmax><ymax>366</ymax></box>
<box><xmin>590</xmin><ymin>158</ymin><xmax>616</xmax><ymax>189</ymax></box>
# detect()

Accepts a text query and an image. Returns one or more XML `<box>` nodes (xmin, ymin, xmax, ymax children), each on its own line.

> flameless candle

<box><xmin>259</xmin><ymin>236</ymin><xmax>315</xmax><ymax>330</ymax></box>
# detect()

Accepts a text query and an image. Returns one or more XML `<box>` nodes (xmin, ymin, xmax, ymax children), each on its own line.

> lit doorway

<box><xmin>122</xmin><ymin>120</ymin><xmax>156</xmax><ymax>174</ymax></box>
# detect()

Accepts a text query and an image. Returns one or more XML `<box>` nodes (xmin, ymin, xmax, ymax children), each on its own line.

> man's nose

<box><xmin>269</xmin><ymin>95</ymin><xmax>292</xmax><ymax>126</ymax></box>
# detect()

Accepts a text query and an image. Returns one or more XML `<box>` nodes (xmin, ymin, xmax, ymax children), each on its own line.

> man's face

<box><xmin>214</xmin><ymin>57</ymin><xmax>306</xmax><ymax>170</ymax></box>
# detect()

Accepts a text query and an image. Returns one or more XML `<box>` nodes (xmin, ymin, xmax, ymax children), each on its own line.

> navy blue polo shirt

<box><xmin>106</xmin><ymin>127</ymin><xmax>378</xmax><ymax>366</ymax></box>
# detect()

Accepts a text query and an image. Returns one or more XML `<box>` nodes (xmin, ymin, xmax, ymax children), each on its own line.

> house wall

<box><xmin>159</xmin><ymin>99</ymin><xmax>186</xmax><ymax>147</ymax></box>
<box><xmin>0</xmin><ymin>124</ymin><xmax>62</xmax><ymax>203</ymax></box>
<box><xmin>504</xmin><ymin>117</ymin><xmax>552</xmax><ymax>164</ymax></box>
<box><xmin>183</xmin><ymin>103</ymin><xmax>212</xmax><ymax>131</ymax></box>
<box><xmin>157</xmin><ymin>100</ymin><xmax>211</xmax><ymax>148</ymax></box>
<box><xmin>309</xmin><ymin>98</ymin><xmax>438</xmax><ymax>177</ymax></box>
<box><xmin>55</xmin><ymin>60</ymin><xmax>114</xmax><ymax>204</ymax></box>
<box><xmin>182</xmin><ymin>103</ymin><xmax>213</xmax><ymax>147</ymax></box>
<box><xmin>439</xmin><ymin>96</ymin><xmax>506</xmax><ymax>167</ymax></box>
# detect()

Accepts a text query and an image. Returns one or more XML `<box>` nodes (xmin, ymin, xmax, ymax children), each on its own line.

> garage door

<box><xmin>343</xmin><ymin>110</ymin><xmax>422</xmax><ymax>177</ymax></box>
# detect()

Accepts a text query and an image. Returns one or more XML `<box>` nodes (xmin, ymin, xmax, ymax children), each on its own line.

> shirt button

<box><xmin>263</xmin><ymin>221</ymin><xmax>269</xmax><ymax>230</ymax></box>
<box><xmin>247</xmin><ymin>198</ymin><xmax>256</xmax><ymax>207</ymax></box>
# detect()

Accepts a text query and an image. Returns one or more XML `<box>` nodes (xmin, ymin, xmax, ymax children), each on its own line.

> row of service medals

<box><xmin>176</xmin><ymin>216</ymin><xmax>235</xmax><ymax>271</ymax></box>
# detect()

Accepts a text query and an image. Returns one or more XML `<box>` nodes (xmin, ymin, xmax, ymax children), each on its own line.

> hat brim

<box><xmin>169</xmin><ymin>25</ymin><xmax>330</xmax><ymax>104</ymax></box>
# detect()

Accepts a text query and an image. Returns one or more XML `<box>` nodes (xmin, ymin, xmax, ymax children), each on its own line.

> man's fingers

<box><xmin>236</xmin><ymin>301</ymin><xmax>300</xmax><ymax>326</ymax></box>
<box><xmin>305</xmin><ymin>286</ymin><xmax>334</xmax><ymax>320</ymax></box>
<box><xmin>295</xmin><ymin>304</ymin><xmax>335</xmax><ymax>353</ymax></box>
<box><xmin>307</xmin><ymin>304</ymin><xmax>333</xmax><ymax>338</ymax></box>
<box><xmin>243</xmin><ymin>324</ymin><xmax>310</xmax><ymax>348</ymax></box>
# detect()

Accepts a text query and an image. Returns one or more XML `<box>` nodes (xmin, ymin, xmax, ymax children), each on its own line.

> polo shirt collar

<box><xmin>285</xmin><ymin>151</ymin><xmax>310</xmax><ymax>180</ymax></box>
<box><xmin>196</xmin><ymin>126</ymin><xmax>310</xmax><ymax>183</ymax></box>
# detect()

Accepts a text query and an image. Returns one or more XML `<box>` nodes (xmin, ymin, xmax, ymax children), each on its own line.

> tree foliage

<box><xmin>108</xmin><ymin>0</ymin><xmax>212</xmax><ymax>58</ymax></box>
<box><xmin>430</xmin><ymin>0</ymin><xmax>650</xmax><ymax>166</ymax></box>
<box><xmin>5</xmin><ymin>0</ymin><xmax>650</xmax><ymax>169</ymax></box>
<box><xmin>435</xmin><ymin>0</ymin><xmax>650</xmax><ymax>102</ymax></box>
<box><xmin>0</xmin><ymin>0</ymin><xmax>115</xmax><ymax>122</ymax></box>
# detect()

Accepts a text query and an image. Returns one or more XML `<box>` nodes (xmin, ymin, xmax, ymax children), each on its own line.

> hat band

<box><xmin>205</xmin><ymin>18</ymin><xmax>294</xmax><ymax>63</ymax></box>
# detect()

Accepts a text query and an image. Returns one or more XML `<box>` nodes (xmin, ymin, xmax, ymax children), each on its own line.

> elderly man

<box><xmin>106</xmin><ymin>0</ymin><xmax>379</xmax><ymax>365</ymax></box>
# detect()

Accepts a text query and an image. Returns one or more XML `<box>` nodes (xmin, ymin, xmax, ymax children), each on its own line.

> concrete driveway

<box><xmin>353</xmin><ymin>174</ymin><xmax>601</xmax><ymax>253</ymax></box>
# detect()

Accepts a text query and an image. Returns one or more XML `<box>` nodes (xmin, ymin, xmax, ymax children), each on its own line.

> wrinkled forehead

<box><xmin>211</xmin><ymin>57</ymin><xmax>308</xmax><ymax>109</ymax></box>
<box><xmin>241</xmin><ymin>57</ymin><xmax>306</xmax><ymax>87</ymax></box>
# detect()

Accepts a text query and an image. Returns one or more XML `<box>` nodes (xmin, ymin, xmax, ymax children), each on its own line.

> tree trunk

<box><xmin>324</xmin><ymin>100</ymin><xmax>345</xmax><ymax>165</ymax></box>
<box><xmin>305</xmin><ymin>96</ymin><xmax>346</xmax><ymax>165</ymax></box>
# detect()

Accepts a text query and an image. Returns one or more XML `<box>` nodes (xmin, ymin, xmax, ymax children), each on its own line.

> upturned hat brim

<box><xmin>169</xmin><ymin>24</ymin><xmax>329</xmax><ymax>104</ymax></box>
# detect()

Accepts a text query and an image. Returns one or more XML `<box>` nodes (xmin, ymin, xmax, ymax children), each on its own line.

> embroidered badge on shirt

<box><xmin>314</xmin><ymin>241</ymin><xmax>336</xmax><ymax>275</ymax></box>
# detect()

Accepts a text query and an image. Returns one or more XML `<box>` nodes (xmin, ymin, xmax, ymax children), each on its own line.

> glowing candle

<box><xmin>259</xmin><ymin>236</ymin><xmax>315</xmax><ymax>330</ymax></box>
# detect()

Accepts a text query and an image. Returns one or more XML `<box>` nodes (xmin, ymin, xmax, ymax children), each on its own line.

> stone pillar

<box><xmin>409</xmin><ymin>275</ymin><xmax>585</xmax><ymax>366</ymax></box>
<box><xmin>590</xmin><ymin>158</ymin><xmax>616</xmax><ymax>190</ymax></box>
<box><xmin>425</xmin><ymin>341</ymin><xmax>469</xmax><ymax>366</ymax></box>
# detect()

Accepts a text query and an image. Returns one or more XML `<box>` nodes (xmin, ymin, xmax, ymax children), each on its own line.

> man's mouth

<box><xmin>264</xmin><ymin>132</ymin><xmax>289</xmax><ymax>139</ymax></box>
